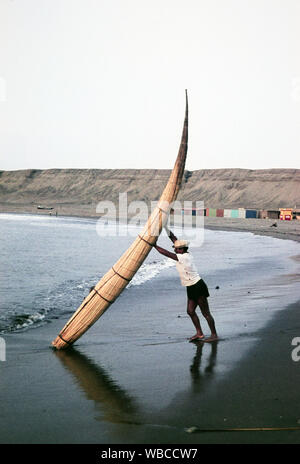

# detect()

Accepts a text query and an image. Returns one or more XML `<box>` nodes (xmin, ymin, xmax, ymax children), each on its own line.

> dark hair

<box><xmin>175</xmin><ymin>246</ymin><xmax>188</xmax><ymax>252</ymax></box>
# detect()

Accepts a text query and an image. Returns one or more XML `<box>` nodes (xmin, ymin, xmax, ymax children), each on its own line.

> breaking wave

<box><xmin>0</xmin><ymin>258</ymin><xmax>174</xmax><ymax>333</ymax></box>
<box><xmin>128</xmin><ymin>258</ymin><xmax>175</xmax><ymax>287</ymax></box>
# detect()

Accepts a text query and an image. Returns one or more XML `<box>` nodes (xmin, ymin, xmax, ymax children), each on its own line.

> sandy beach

<box><xmin>204</xmin><ymin>216</ymin><xmax>300</xmax><ymax>243</ymax></box>
<box><xmin>1</xmin><ymin>293</ymin><xmax>300</xmax><ymax>445</ymax></box>
<box><xmin>0</xmin><ymin>212</ymin><xmax>300</xmax><ymax>446</ymax></box>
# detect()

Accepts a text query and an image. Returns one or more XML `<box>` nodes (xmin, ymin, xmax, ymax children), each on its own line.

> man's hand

<box><xmin>164</xmin><ymin>226</ymin><xmax>177</xmax><ymax>244</ymax></box>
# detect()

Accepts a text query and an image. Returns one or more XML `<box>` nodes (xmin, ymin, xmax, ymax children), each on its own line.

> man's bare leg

<box><xmin>198</xmin><ymin>296</ymin><xmax>218</xmax><ymax>342</ymax></box>
<box><xmin>187</xmin><ymin>299</ymin><xmax>205</xmax><ymax>341</ymax></box>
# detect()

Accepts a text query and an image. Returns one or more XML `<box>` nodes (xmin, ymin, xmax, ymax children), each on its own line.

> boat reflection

<box><xmin>54</xmin><ymin>348</ymin><xmax>140</xmax><ymax>425</ymax></box>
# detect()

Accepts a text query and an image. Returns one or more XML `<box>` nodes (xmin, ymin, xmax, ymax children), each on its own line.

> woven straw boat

<box><xmin>52</xmin><ymin>91</ymin><xmax>188</xmax><ymax>349</ymax></box>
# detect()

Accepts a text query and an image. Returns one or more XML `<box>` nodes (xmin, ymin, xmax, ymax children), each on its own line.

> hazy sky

<box><xmin>1</xmin><ymin>0</ymin><xmax>300</xmax><ymax>171</ymax></box>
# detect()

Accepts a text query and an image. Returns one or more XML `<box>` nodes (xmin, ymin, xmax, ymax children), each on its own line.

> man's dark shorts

<box><xmin>186</xmin><ymin>279</ymin><xmax>210</xmax><ymax>301</ymax></box>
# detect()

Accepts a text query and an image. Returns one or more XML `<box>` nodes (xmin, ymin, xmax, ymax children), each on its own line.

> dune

<box><xmin>0</xmin><ymin>168</ymin><xmax>299</xmax><ymax>217</ymax></box>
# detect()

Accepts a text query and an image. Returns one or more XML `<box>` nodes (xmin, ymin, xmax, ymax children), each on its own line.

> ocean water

<box><xmin>0</xmin><ymin>213</ymin><xmax>299</xmax><ymax>336</ymax></box>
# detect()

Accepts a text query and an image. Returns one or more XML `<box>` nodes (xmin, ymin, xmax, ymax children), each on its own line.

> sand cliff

<box><xmin>0</xmin><ymin>168</ymin><xmax>299</xmax><ymax>216</ymax></box>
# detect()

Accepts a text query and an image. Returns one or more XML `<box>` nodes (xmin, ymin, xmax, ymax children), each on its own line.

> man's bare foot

<box><xmin>189</xmin><ymin>334</ymin><xmax>205</xmax><ymax>342</ymax></box>
<box><xmin>202</xmin><ymin>334</ymin><xmax>218</xmax><ymax>343</ymax></box>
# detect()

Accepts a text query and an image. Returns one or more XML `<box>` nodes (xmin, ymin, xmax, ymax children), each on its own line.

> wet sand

<box><xmin>0</xmin><ymin>280</ymin><xmax>300</xmax><ymax>445</ymax></box>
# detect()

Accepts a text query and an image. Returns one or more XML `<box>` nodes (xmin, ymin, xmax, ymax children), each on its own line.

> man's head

<box><xmin>173</xmin><ymin>239</ymin><xmax>189</xmax><ymax>254</ymax></box>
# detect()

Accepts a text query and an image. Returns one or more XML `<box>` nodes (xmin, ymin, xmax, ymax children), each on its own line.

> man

<box><xmin>154</xmin><ymin>229</ymin><xmax>218</xmax><ymax>342</ymax></box>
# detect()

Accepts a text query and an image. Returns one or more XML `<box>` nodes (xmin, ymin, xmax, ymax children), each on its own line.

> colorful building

<box><xmin>280</xmin><ymin>208</ymin><xmax>293</xmax><ymax>220</ymax></box>
<box><xmin>216</xmin><ymin>209</ymin><xmax>224</xmax><ymax>217</ymax></box>
<box><xmin>230</xmin><ymin>209</ymin><xmax>239</xmax><ymax>218</ymax></box>
<box><xmin>245</xmin><ymin>209</ymin><xmax>257</xmax><ymax>218</ymax></box>
<box><xmin>206</xmin><ymin>208</ymin><xmax>216</xmax><ymax>217</ymax></box>
<box><xmin>258</xmin><ymin>210</ymin><xmax>280</xmax><ymax>219</ymax></box>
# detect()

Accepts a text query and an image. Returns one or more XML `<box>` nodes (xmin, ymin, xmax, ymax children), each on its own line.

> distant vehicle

<box><xmin>37</xmin><ymin>205</ymin><xmax>54</xmax><ymax>210</ymax></box>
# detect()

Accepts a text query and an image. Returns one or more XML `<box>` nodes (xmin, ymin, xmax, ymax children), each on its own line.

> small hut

<box><xmin>245</xmin><ymin>209</ymin><xmax>257</xmax><ymax>219</ymax></box>
<box><xmin>280</xmin><ymin>208</ymin><xmax>293</xmax><ymax>220</ymax></box>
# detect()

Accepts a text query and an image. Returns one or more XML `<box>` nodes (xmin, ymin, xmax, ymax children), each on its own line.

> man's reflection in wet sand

<box><xmin>190</xmin><ymin>340</ymin><xmax>218</xmax><ymax>390</ymax></box>
<box><xmin>152</xmin><ymin>340</ymin><xmax>219</xmax><ymax>427</ymax></box>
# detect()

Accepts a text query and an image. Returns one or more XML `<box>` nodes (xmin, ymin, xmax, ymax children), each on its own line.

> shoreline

<box><xmin>1</xmin><ymin>208</ymin><xmax>300</xmax><ymax>243</ymax></box>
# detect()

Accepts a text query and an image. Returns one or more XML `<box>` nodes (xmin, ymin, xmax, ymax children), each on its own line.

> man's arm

<box><xmin>154</xmin><ymin>244</ymin><xmax>178</xmax><ymax>261</ymax></box>
<box><xmin>164</xmin><ymin>226</ymin><xmax>178</xmax><ymax>244</ymax></box>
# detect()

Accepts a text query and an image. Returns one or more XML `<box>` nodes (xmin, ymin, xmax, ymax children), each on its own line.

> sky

<box><xmin>0</xmin><ymin>0</ymin><xmax>300</xmax><ymax>171</ymax></box>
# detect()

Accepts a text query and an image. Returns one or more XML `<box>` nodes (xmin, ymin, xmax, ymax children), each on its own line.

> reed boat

<box><xmin>52</xmin><ymin>91</ymin><xmax>189</xmax><ymax>349</ymax></box>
